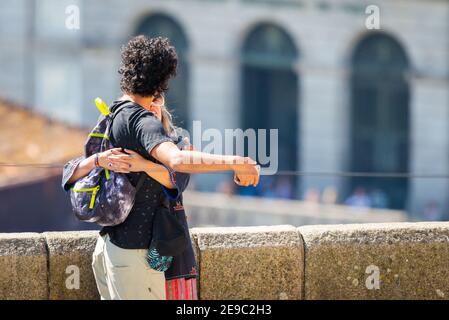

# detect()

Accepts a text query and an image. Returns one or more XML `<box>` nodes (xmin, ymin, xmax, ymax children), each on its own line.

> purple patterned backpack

<box><xmin>69</xmin><ymin>98</ymin><xmax>146</xmax><ymax>226</ymax></box>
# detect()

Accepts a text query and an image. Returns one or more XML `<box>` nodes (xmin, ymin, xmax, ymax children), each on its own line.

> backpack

<box><xmin>69</xmin><ymin>98</ymin><xmax>146</xmax><ymax>226</ymax></box>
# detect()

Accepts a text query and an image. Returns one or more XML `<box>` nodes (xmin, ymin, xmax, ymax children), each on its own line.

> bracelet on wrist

<box><xmin>94</xmin><ymin>153</ymin><xmax>100</xmax><ymax>168</ymax></box>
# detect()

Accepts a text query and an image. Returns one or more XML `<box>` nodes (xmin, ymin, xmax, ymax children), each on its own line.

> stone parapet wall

<box><xmin>1</xmin><ymin>222</ymin><xmax>448</xmax><ymax>300</ymax></box>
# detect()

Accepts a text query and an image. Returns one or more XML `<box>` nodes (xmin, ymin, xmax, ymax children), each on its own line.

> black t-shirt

<box><xmin>100</xmin><ymin>99</ymin><xmax>175</xmax><ymax>249</ymax></box>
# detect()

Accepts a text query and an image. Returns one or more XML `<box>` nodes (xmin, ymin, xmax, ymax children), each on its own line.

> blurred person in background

<box><xmin>217</xmin><ymin>177</ymin><xmax>236</xmax><ymax>196</ymax></box>
<box><xmin>322</xmin><ymin>186</ymin><xmax>338</xmax><ymax>205</ymax></box>
<box><xmin>423</xmin><ymin>200</ymin><xmax>443</xmax><ymax>221</ymax></box>
<box><xmin>274</xmin><ymin>176</ymin><xmax>294</xmax><ymax>199</ymax></box>
<box><xmin>304</xmin><ymin>187</ymin><xmax>320</xmax><ymax>204</ymax></box>
<box><xmin>344</xmin><ymin>187</ymin><xmax>372</xmax><ymax>208</ymax></box>
<box><xmin>257</xmin><ymin>175</ymin><xmax>276</xmax><ymax>198</ymax></box>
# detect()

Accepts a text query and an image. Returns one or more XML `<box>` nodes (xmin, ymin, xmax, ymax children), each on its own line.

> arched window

<box><xmin>349</xmin><ymin>33</ymin><xmax>410</xmax><ymax>209</ymax></box>
<box><xmin>241</xmin><ymin>23</ymin><xmax>299</xmax><ymax>198</ymax></box>
<box><xmin>136</xmin><ymin>14</ymin><xmax>189</xmax><ymax>130</ymax></box>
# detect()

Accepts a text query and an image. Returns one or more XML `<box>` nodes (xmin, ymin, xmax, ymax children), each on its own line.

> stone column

<box><xmin>299</xmin><ymin>65</ymin><xmax>350</xmax><ymax>201</ymax></box>
<box><xmin>409</xmin><ymin>76</ymin><xmax>449</xmax><ymax>219</ymax></box>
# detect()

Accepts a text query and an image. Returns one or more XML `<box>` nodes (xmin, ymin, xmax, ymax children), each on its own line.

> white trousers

<box><xmin>91</xmin><ymin>234</ymin><xmax>166</xmax><ymax>300</ymax></box>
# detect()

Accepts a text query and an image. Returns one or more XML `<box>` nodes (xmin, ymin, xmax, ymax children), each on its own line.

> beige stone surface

<box><xmin>192</xmin><ymin>225</ymin><xmax>304</xmax><ymax>300</ymax></box>
<box><xmin>299</xmin><ymin>222</ymin><xmax>449</xmax><ymax>300</ymax></box>
<box><xmin>2</xmin><ymin>223</ymin><xmax>449</xmax><ymax>300</ymax></box>
<box><xmin>0</xmin><ymin>233</ymin><xmax>48</xmax><ymax>299</ymax></box>
<box><xmin>44</xmin><ymin>231</ymin><xmax>99</xmax><ymax>300</ymax></box>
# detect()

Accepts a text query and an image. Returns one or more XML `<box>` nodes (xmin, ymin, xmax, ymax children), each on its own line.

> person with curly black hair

<box><xmin>118</xmin><ymin>35</ymin><xmax>178</xmax><ymax>98</ymax></box>
<box><xmin>64</xmin><ymin>35</ymin><xmax>260</xmax><ymax>300</ymax></box>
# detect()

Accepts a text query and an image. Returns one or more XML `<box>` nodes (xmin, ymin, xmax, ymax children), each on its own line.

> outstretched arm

<box><xmin>151</xmin><ymin>141</ymin><xmax>260</xmax><ymax>187</ymax></box>
<box><xmin>107</xmin><ymin>140</ymin><xmax>260</xmax><ymax>187</ymax></box>
<box><xmin>130</xmin><ymin>110</ymin><xmax>260</xmax><ymax>187</ymax></box>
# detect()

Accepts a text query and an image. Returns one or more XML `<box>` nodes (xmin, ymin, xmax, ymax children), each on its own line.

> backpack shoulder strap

<box><xmin>110</xmin><ymin>101</ymin><xmax>133</xmax><ymax>121</ymax></box>
<box><xmin>103</xmin><ymin>101</ymin><xmax>134</xmax><ymax>141</ymax></box>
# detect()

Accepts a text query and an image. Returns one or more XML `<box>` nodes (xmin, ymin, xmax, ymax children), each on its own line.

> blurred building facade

<box><xmin>0</xmin><ymin>0</ymin><xmax>448</xmax><ymax>218</ymax></box>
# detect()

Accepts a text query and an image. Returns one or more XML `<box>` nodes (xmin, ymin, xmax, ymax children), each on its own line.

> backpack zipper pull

<box><xmin>95</xmin><ymin>97</ymin><xmax>110</xmax><ymax>116</ymax></box>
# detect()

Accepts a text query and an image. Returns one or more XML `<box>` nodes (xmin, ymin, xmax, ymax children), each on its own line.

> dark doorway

<box><xmin>241</xmin><ymin>24</ymin><xmax>299</xmax><ymax>198</ymax></box>
<box><xmin>350</xmin><ymin>33</ymin><xmax>410</xmax><ymax>209</ymax></box>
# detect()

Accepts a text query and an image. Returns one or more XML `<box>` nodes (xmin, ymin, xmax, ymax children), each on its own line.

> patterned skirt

<box><xmin>165</xmin><ymin>277</ymin><xmax>198</xmax><ymax>300</ymax></box>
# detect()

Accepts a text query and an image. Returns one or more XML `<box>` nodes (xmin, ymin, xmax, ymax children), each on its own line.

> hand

<box><xmin>97</xmin><ymin>148</ymin><xmax>131</xmax><ymax>173</ymax></box>
<box><xmin>103</xmin><ymin>148</ymin><xmax>150</xmax><ymax>173</ymax></box>
<box><xmin>181</xmin><ymin>137</ymin><xmax>194</xmax><ymax>151</ymax></box>
<box><xmin>232</xmin><ymin>157</ymin><xmax>260</xmax><ymax>187</ymax></box>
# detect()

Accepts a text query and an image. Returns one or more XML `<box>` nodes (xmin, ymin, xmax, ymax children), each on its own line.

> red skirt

<box><xmin>165</xmin><ymin>277</ymin><xmax>198</xmax><ymax>300</ymax></box>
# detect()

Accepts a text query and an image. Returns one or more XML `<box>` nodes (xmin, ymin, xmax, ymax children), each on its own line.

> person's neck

<box><xmin>121</xmin><ymin>93</ymin><xmax>154</xmax><ymax>111</ymax></box>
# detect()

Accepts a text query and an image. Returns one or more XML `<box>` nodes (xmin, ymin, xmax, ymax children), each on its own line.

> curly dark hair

<box><xmin>118</xmin><ymin>35</ymin><xmax>178</xmax><ymax>97</ymax></box>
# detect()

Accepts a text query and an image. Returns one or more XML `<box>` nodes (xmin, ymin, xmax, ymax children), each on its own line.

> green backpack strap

<box><xmin>101</xmin><ymin>101</ymin><xmax>133</xmax><ymax>146</ymax></box>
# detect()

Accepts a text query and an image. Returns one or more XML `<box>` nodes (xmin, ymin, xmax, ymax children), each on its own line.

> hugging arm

<box><xmin>61</xmin><ymin>148</ymin><xmax>176</xmax><ymax>191</ymax></box>
<box><xmin>130</xmin><ymin>109</ymin><xmax>260</xmax><ymax>187</ymax></box>
<box><xmin>61</xmin><ymin>155</ymin><xmax>86</xmax><ymax>191</ymax></box>
<box><xmin>150</xmin><ymin>141</ymin><xmax>260</xmax><ymax>187</ymax></box>
<box><xmin>64</xmin><ymin>111</ymin><xmax>260</xmax><ymax>192</ymax></box>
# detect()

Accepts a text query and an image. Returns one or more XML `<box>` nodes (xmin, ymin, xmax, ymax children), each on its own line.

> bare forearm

<box><xmin>151</xmin><ymin>142</ymin><xmax>258</xmax><ymax>186</ymax></box>
<box><xmin>170</xmin><ymin>150</ymin><xmax>238</xmax><ymax>173</ymax></box>
<box><xmin>67</xmin><ymin>154</ymin><xmax>175</xmax><ymax>189</ymax></box>
<box><xmin>67</xmin><ymin>155</ymin><xmax>96</xmax><ymax>184</ymax></box>
<box><xmin>145</xmin><ymin>162</ymin><xmax>175</xmax><ymax>189</ymax></box>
